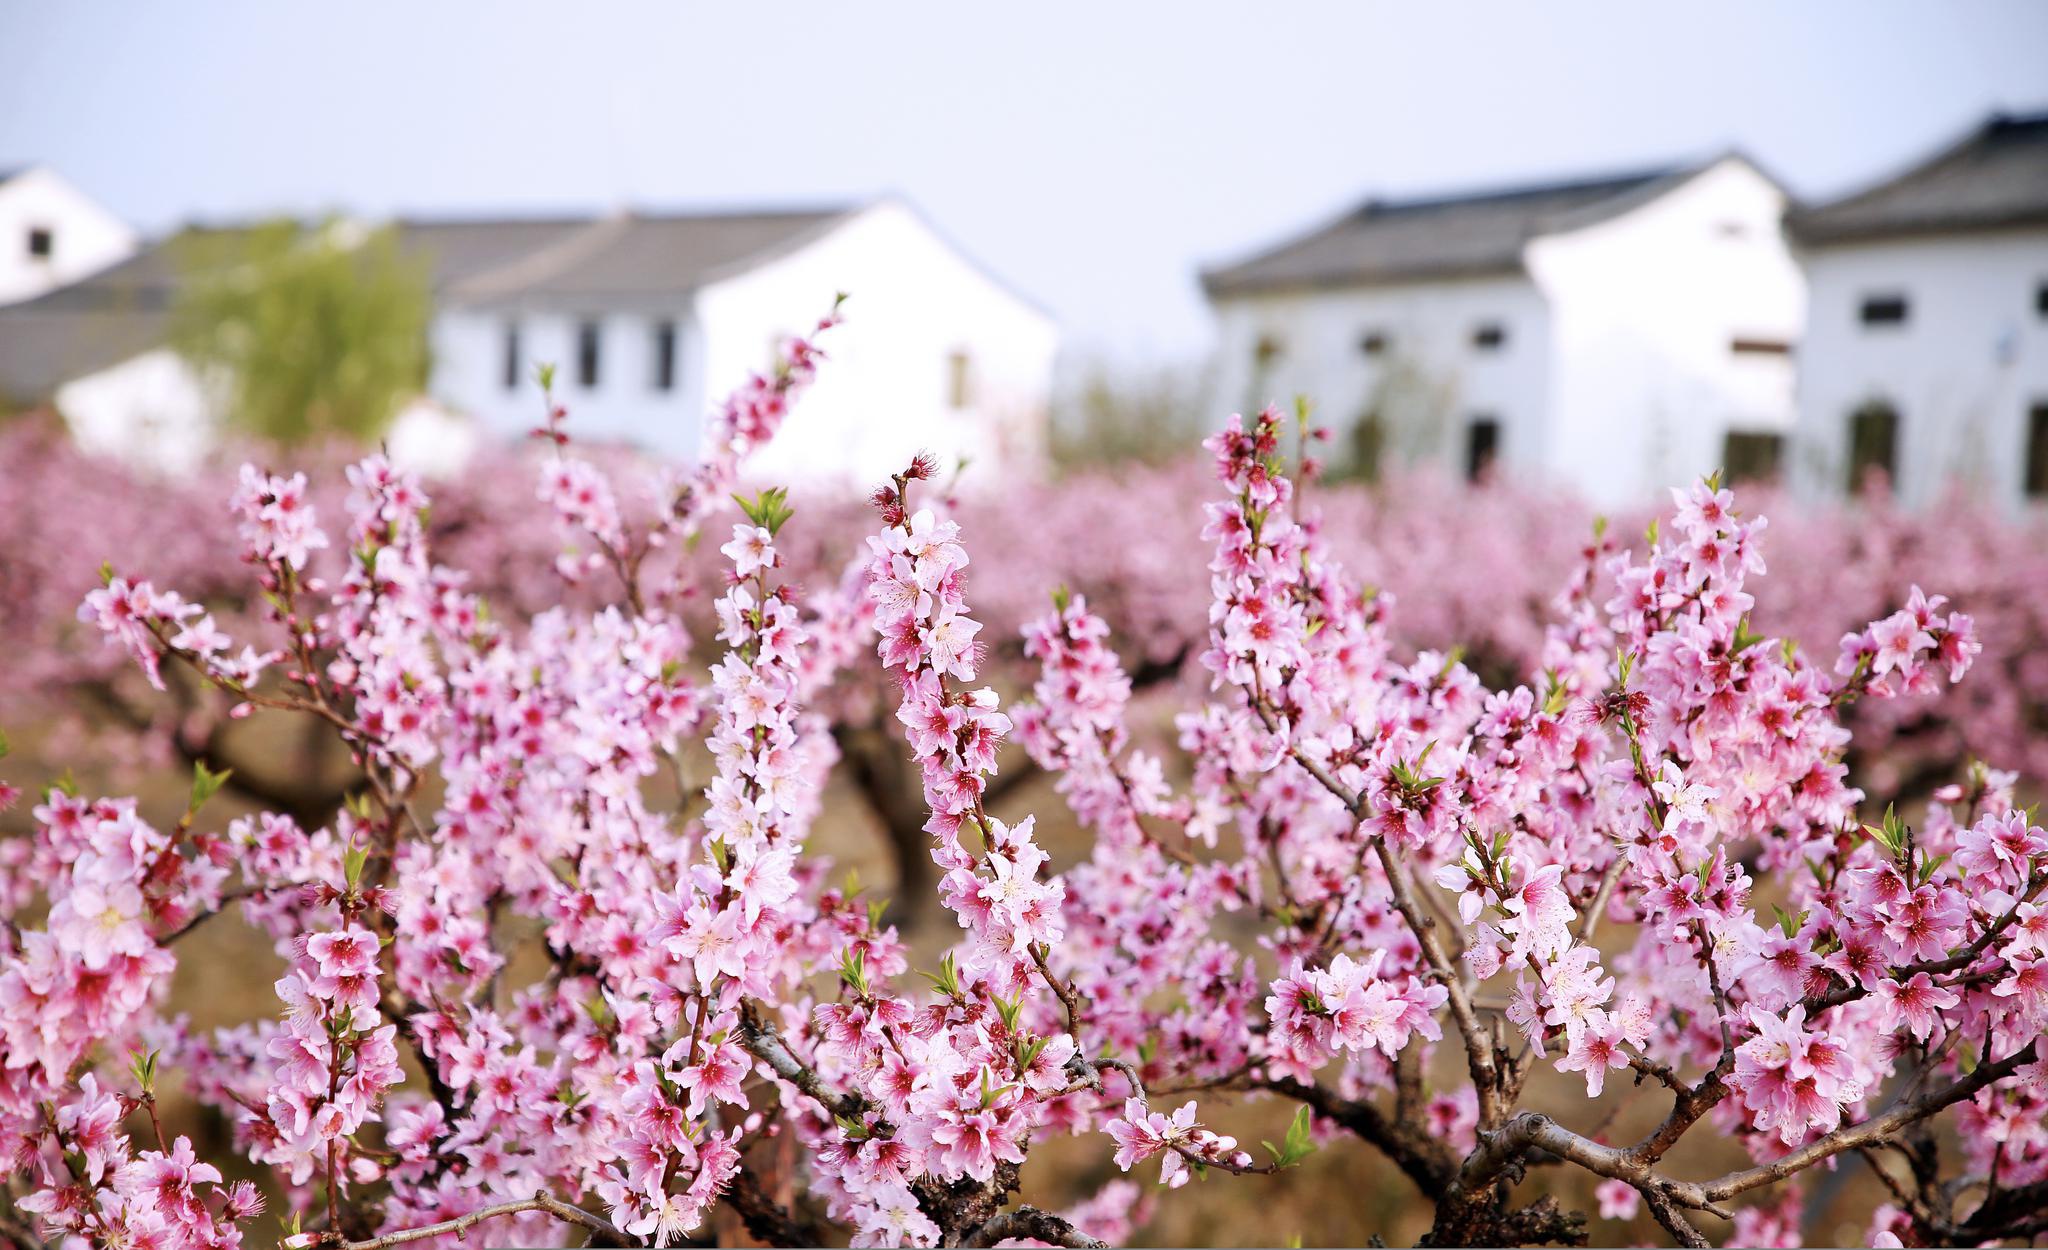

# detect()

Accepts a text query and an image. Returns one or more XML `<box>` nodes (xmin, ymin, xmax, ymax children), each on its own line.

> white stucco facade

<box><xmin>1527</xmin><ymin>159</ymin><xmax>1804</xmax><ymax>504</ymax></box>
<box><xmin>0</xmin><ymin>167</ymin><xmax>138</xmax><ymax>306</ymax></box>
<box><xmin>1206</xmin><ymin>157</ymin><xmax>1805</xmax><ymax>507</ymax></box>
<box><xmin>432</xmin><ymin>200</ymin><xmax>1057</xmax><ymax>490</ymax></box>
<box><xmin>54</xmin><ymin>348</ymin><xmax>214</xmax><ymax>473</ymax></box>
<box><xmin>1208</xmin><ymin>276</ymin><xmax>1552</xmax><ymax>480</ymax></box>
<box><xmin>1790</xmin><ymin>229</ymin><xmax>2048</xmax><ymax>508</ymax></box>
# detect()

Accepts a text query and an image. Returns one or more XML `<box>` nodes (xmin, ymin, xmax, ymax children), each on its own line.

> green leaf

<box><xmin>129</xmin><ymin>1047</ymin><xmax>159</xmax><ymax>1096</ymax></box>
<box><xmin>189</xmin><ymin>760</ymin><xmax>232</xmax><ymax>812</ymax></box>
<box><xmin>733</xmin><ymin>486</ymin><xmax>796</xmax><ymax>536</ymax></box>
<box><xmin>917</xmin><ymin>952</ymin><xmax>962</xmax><ymax>998</ymax></box>
<box><xmin>342</xmin><ymin>844</ymin><xmax>369</xmax><ymax>889</ymax></box>
<box><xmin>1261</xmin><ymin>1104</ymin><xmax>1317</xmax><ymax>1169</ymax></box>
<box><xmin>839</xmin><ymin>948</ymin><xmax>870</xmax><ymax>997</ymax></box>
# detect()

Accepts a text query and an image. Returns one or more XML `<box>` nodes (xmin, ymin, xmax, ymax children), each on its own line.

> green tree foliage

<box><xmin>169</xmin><ymin>218</ymin><xmax>431</xmax><ymax>444</ymax></box>
<box><xmin>1048</xmin><ymin>359</ymin><xmax>1211</xmax><ymax>472</ymax></box>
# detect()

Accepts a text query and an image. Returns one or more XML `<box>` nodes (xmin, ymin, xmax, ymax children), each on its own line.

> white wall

<box><xmin>1208</xmin><ymin>276</ymin><xmax>1552</xmax><ymax>481</ymax></box>
<box><xmin>1527</xmin><ymin>158</ymin><xmax>1806</xmax><ymax>507</ymax></box>
<box><xmin>0</xmin><ymin>168</ymin><xmax>138</xmax><ymax>305</ymax></box>
<box><xmin>434</xmin><ymin>201</ymin><xmax>1057</xmax><ymax>494</ymax></box>
<box><xmin>1792</xmin><ymin>228</ymin><xmax>2048</xmax><ymax>508</ymax></box>
<box><xmin>431</xmin><ymin>302</ymin><xmax>704</xmax><ymax>452</ymax></box>
<box><xmin>694</xmin><ymin>200</ymin><xmax>1058</xmax><ymax>492</ymax></box>
<box><xmin>56</xmin><ymin>349</ymin><xmax>214</xmax><ymax>474</ymax></box>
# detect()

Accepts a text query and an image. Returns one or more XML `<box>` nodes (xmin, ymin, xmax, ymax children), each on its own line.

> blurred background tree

<box><xmin>1048</xmin><ymin>358</ymin><xmax>1210</xmax><ymax>471</ymax></box>
<box><xmin>169</xmin><ymin>218</ymin><xmax>431</xmax><ymax>444</ymax></box>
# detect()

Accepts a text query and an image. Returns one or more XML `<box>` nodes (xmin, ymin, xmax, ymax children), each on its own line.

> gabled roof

<box><xmin>1201</xmin><ymin>163</ymin><xmax>1705</xmax><ymax>297</ymax></box>
<box><xmin>1787</xmin><ymin>111</ymin><xmax>2048</xmax><ymax>244</ymax></box>
<box><xmin>444</xmin><ymin>208</ymin><xmax>853</xmax><ymax>304</ymax></box>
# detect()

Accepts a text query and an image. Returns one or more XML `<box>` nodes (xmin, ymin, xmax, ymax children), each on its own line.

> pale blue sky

<box><xmin>4</xmin><ymin>2</ymin><xmax>2046</xmax><ymax>365</ymax></box>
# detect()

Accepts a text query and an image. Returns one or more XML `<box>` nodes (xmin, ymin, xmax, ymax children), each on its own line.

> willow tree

<box><xmin>170</xmin><ymin>218</ymin><xmax>431</xmax><ymax>444</ymax></box>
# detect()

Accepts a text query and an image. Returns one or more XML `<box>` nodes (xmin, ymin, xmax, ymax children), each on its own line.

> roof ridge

<box><xmin>1356</xmin><ymin>163</ymin><xmax>1682</xmax><ymax>216</ymax></box>
<box><xmin>1787</xmin><ymin>109</ymin><xmax>2048</xmax><ymax>242</ymax></box>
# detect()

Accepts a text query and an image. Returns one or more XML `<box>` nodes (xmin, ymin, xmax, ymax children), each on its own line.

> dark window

<box><xmin>946</xmin><ymin>350</ymin><xmax>973</xmax><ymax>409</ymax></box>
<box><xmin>576</xmin><ymin>320</ymin><xmax>601</xmax><ymax>389</ymax></box>
<box><xmin>1859</xmin><ymin>294</ymin><xmax>1909</xmax><ymax>327</ymax></box>
<box><xmin>1465</xmin><ymin>416</ymin><xmax>1501</xmax><ymax>482</ymax></box>
<box><xmin>1730</xmin><ymin>337</ymin><xmax>1792</xmax><ymax>357</ymax></box>
<box><xmin>1351</xmin><ymin>411</ymin><xmax>1386</xmax><ymax>483</ymax></box>
<box><xmin>651</xmin><ymin>320</ymin><xmax>677</xmax><ymax>392</ymax></box>
<box><xmin>1360</xmin><ymin>330</ymin><xmax>1390</xmax><ymax>357</ymax></box>
<box><xmin>1472</xmin><ymin>322</ymin><xmax>1507</xmax><ymax>351</ymax></box>
<box><xmin>2026</xmin><ymin>402</ymin><xmax>2048</xmax><ymax>499</ymax></box>
<box><xmin>1723</xmin><ymin>431</ymin><xmax>1784</xmax><ymax>484</ymax></box>
<box><xmin>2036</xmin><ymin>280</ymin><xmax>2048</xmax><ymax>320</ymax></box>
<box><xmin>1846</xmin><ymin>401</ymin><xmax>1900</xmax><ymax>493</ymax></box>
<box><xmin>502</xmin><ymin>322</ymin><xmax>521</xmax><ymax>391</ymax></box>
<box><xmin>1253</xmin><ymin>335</ymin><xmax>1284</xmax><ymax>367</ymax></box>
<box><xmin>26</xmin><ymin>226</ymin><xmax>52</xmax><ymax>260</ymax></box>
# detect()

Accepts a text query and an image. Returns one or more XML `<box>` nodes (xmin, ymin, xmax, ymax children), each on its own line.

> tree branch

<box><xmin>961</xmin><ymin>1205</ymin><xmax>1109</xmax><ymax>1249</ymax></box>
<box><xmin>337</xmin><ymin>1194</ymin><xmax>624</xmax><ymax>1249</ymax></box>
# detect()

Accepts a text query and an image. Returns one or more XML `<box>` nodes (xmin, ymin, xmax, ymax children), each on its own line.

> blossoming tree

<box><xmin>3</xmin><ymin>308</ymin><xmax>2045</xmax><ymax>1249</ymax></box>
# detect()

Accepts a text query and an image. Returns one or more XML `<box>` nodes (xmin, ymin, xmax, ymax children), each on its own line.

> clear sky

<box><xmin>5</xmin><ymin>1</ymin><xmax>2046</xmax><ymax>367</ymax></box>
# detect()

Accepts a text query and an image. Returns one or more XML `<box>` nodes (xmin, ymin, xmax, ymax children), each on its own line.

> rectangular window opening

<box><xmin>2026</xmin><ymin>402</ymin><xmax>2048</xmax><ymax>499</ymax></box>
<box><xmin>1859</xmin><ymin>294</ymin><xmax>1909</xmax><ymax>327</ymax></box>
<box><xmin>651</xmin><ymin>319</ymin><xmax>677</xmax><ymax>392</ymax></box>
<box><xmin>576</xmin><ymin>320</ymin><xmax>601</xmax><ymax>389</ymax></box>
<box><xmin>1847</xmin><ymin>402</ymin><xmax>1900</xmax><ymax>493</ymax></box>
<box><xmin>502</xmin><ymin>322</ymin><xmax>521</xmax><ymax>392</ymax></box>
<box><xmin>1723</xmin><ymin>431</ymin><xmax>1785</xmax><ymax>484</ymax></box>
<box><xmin>26</xmin><ymin>226</ymin><xmax>53</xmax><ymax>260</ymax></box>
<box><xmin>1465</xmin><ymin>416</ymin><xmax>1501</xmax><ymax>482</ymax></box>
<box><xmin>1472</xmin><ymin>322</ymin><xmax>1507</xmax><ymax>351</ymax></box>
<box><xmin>946</xmin><ymin>349</ymin><xmax>973</xmax><ymax>410</ymax></box>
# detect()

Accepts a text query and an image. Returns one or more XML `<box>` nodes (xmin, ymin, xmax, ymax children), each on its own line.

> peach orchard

<box><xmin>1</xmin><ymin>303</ymin><xmax>2045</xmax><ymax>1249</ymax></box>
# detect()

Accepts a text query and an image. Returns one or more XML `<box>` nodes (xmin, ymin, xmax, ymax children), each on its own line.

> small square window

<box><xmin>26</xmin><ymin>226</ymin><xmax>52</xmax><ymax>260</ymax></box>
<box><xmin>1472</xmin><ymin>322</ymin><xmax>1506</xmax><ymax>351</ymax></box>
<box><xmin>1253</xmin><ymin>335</ymin><xmax>1284</xmax><ymax>367</ymax></box>
<box><xmin>1859</xmin><ymin>294</ymin><xmax>1909</xmax><ymax>327</ymax></box>
<box><xmin>2035</xmin><ymin>280</ymin><xmax>2048</xmax><ymax>320</ymax></box>
<box><xmin>1359</xmin><ymin>330</ymin><xmax>1390</xmax><ymax>357</ymax></box>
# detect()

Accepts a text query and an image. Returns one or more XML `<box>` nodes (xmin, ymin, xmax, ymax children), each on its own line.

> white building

<box><xmin>0</xmin><ymin>166</ymin><xmax>138</xmax><ymax>306</ymax></box>
<box><xmin>1786</xmin><ymin>111</ymin><xmax>2048</xmax><ymax>509</ymax></box>
<box><xmin>1202</xmin><ymin>154</ymin><xmax>1806</xmax><ymax>507</ymax></box>
<box><xmin>0</xmin><ymin>197</ymin><xmax>1056</xmax><ymax>485</ymax></box>
<box><xmin>429</xmin><ymin>198</ymin><xmax>1057</xmax><ymax>487</ymax></box>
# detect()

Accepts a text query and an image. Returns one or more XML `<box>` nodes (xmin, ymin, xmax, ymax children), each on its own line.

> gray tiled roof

<box><xmin>1787</xmin><ymin>111</ymin><xmax>2048</xmax><ymax>244</ymax></box>
<box><xmin>445</xmin><ymin>209</ymin><xmax>851</xmax><ymax>304</ymax></box>
<box><xmin>1201</xmin><ymin>165</ymin><xmax>1692</xmax><ymax>297</ymax></box>
<box><xmin>0</xmin><ymin>208</ymin><xmax>856</xmax><ymax>404</ymax></box>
